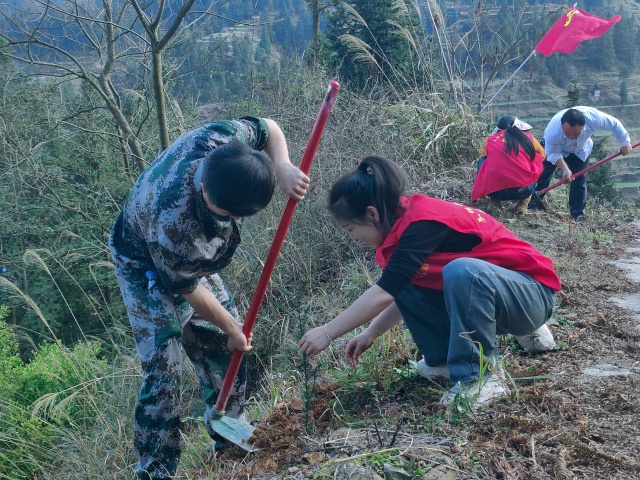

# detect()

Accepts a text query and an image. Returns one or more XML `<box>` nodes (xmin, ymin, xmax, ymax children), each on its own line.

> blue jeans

<box><xmin>535</xmin><ymin>154</ymin><xmax>589</xmax><ymax>219</ymax></box>
<box><xmin>395</xmin><ymin>258</ymin><xmax>556</xmax><ymax>383</ymax></box>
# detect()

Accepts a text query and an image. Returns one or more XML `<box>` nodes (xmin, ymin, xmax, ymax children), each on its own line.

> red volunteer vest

<box><xmin>376</xmin><ymin>195</ymin><xmax>561</xmax><ymax>291</ymax></box>
<box><xmin>471</xmin><ymin>130</ymin><xmax>544</xmax><ymax>201</ymax></box>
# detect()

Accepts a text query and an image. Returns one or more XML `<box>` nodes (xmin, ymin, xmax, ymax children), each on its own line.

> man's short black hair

<box><xmin>561</xmin><ymin>108</ymin><xmax>586</xmax><ymax>127</ymax></box>
<box><xmin>202</xmin><ymin>142</ymin><xmax>275</xmax><ymax>217</ymax></box>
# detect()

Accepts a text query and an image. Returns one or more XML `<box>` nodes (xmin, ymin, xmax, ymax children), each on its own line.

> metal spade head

<box><xmin>209</xmin><ymin>412</ymin><xmax>261</xmax><ymax>452</ymax></box>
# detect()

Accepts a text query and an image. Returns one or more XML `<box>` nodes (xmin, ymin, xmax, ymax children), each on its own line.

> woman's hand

<box><xmin>298</xmin><ymin>326</ymin><xmax>331</xmax><ymax>355</ymax></box>
<box><xmin>344</xmin><ymin>332</ymin><xmax>376</xmax><ymax>366</ymax></box>
<box><xmin>298</xmin><ymin>286</ymin><xmax>396</xmax><ymax>357</ymax></box>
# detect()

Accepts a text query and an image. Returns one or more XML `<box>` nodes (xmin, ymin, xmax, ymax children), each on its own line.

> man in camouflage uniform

<box><xmin>109</xmin><ymin>116</ymin><xmax>308</xmax><ymax>480</ymax></box>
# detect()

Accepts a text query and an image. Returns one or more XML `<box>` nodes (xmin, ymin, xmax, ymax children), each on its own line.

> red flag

<box><xmin>535</xmin><ymin>7</ymin><xmax>621</xmax><ymax>56</ymax></box>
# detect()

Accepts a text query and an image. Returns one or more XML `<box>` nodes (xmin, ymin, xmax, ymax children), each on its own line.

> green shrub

<box><xmin>588</xmin><ymin>138</ymin><xmax>618</xmax><ymax>205</ymax></box>
<box><xmin>14</xmin><ymin>341</ymin><xmax>105</xmax><ymax>414</ymax></box>
<box><xmin>0</xmin><ymin>307</ymin><xmax>22</xmax><ymax>392</ymax></box>
<box><xmin>0</xmin><ymin>315</ymin><xmax>108</xmax><ymax>478</ymax></box>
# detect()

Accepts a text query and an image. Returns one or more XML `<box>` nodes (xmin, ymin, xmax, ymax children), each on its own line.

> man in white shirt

<box><xmin>532</xmin><ymin>107</ymin><xmax>632</xmax><ymax>222</ymax></box>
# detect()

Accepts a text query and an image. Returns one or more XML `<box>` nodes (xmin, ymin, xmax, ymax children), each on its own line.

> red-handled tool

<box><xmin>531</xmin><ymin>141</ymin><xmax>640</xmax><ymax>210</ymax></box>
<box><xmin>209</xmin><ymin>81</ymin><xmax>340</xmax><ymax>451</ymax></box>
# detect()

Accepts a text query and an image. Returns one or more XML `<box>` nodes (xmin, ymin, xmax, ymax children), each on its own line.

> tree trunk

<box><xmin>312</xmin><ymin>0</ymin><xmax>320</xmax><ymax>41</ymax></box>
<box><xmin>152</xmin><ymin>49</ymin><xmax>170</xmax><ymax>151</ymax></box>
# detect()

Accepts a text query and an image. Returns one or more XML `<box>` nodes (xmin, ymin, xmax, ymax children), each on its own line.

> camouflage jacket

<box><xmin>109</xmin><ymin>116</ymin><xmax>270</xmax><ymax>294</ymax></box>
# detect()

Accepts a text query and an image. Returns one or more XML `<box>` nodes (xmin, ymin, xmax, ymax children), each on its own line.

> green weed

<box><xmin>331</xmin><ymin>324</ymin><xmax>416</xmax><ymax>408</ymax></box>
<box><xmin>362</xmin><ymin>449</ymin><xmax>402</xmax><ymax>471</ymax></box>
<box><xmin>527</xmin><ymin>364</ymin><xmax>540</xmax><ymax>373</ymax></box>
<box><xmin>555</xmin><ymin>315</ymin><xmax>575</xmax><ymax>326</ymax></box>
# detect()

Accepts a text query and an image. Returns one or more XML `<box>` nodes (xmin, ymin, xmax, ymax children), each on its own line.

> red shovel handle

<box><xmin>539</xmin><ymin>140</ymin><xmax>640</xmax><ymax>194</ymax></box>
<box><xmin>214</xmin><ymin>81</ymin><xmax>340</xmax><ymax>414</ymax></box>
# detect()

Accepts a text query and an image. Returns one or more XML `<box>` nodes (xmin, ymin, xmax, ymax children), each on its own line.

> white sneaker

<box><xmin>515</xmin><ymin>324</ymin><xmax>555</xmax><ymax>352</ymax></box>
<box><xmin>416</xmin><ymin>359</ymin><xmax>450</xmax><ymax>380</ymax></box>
<box><xmin>440</xmin><ymin>367</ymin><xmax>509</xmax><ymax>407</ymax></box>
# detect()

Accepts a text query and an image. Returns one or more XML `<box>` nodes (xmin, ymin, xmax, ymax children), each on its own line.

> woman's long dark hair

<box><xmin>503</xmin><ymin>127</ymin><xmax>536</xmax><ymax>161</ymax></box>
<box><xmin>328</xmin><ymin>155</ymin><xmax>408</xmax><ymax>235</ymax></box>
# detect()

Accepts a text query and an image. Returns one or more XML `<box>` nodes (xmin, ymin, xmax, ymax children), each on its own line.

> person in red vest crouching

<box><xmin>299</xmin><ymin>155</ymin><xmax>560</xmax><ymax>408</ymax></box>
<box><xmin>471</xmin><ymin>115</ymin><xmax>545</xmax><ymax>215</ymax></box>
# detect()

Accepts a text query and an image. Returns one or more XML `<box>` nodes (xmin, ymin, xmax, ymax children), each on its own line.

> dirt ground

<box><xmin>214</xmin><ymin>211</ymin><xmax>640</xmax><ymax>479</ymax></box>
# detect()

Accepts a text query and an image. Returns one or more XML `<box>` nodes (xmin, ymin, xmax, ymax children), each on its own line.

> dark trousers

<box><xmin>535</xmin><ymin>153</ymin><xmax>589</xmax><ymax>219</ymax></box>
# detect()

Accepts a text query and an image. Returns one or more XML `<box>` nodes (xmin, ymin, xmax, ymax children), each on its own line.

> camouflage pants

<box><xmin>114</xmin><ymin>264</ymin><xmax>246</xmax><ymax>480</ymax></box>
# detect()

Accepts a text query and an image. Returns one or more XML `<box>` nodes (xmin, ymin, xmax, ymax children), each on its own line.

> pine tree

<box><xmin>619</xmin><ymin>80</ymin><xmax>628</xmax><ymax>107</ymax></box>
<box><xmin>565</xmin><ymin>82</ymin><xmax>582</xmax><ymax>108</ymax></box>
<box><xmin>326</xmin><ymin>0</ymin><xmax>423</xmax><ymax>90</ymax></box>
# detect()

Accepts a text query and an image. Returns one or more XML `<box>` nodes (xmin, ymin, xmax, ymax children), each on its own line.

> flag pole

<box><xmin>479</xmin><ymin>3</ymin><xmax>618</xmax><ymax>114</ymax></box>
<box><xmin>479</xmin><ymin>50</ymin><xmax>536</xmax><ymax>114</ymax></box>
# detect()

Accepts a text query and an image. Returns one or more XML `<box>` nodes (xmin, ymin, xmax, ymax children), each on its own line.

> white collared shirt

<box><xmin>543</xmin><ymin>106</ymin><xmax>630</xmax><ymax>165</ymax></box>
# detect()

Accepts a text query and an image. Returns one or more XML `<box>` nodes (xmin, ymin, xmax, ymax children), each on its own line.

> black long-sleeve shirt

<box><xmin>376</xmin><ymin>220</ymin><xmax>481</xmax><ymax>297</ymax></box>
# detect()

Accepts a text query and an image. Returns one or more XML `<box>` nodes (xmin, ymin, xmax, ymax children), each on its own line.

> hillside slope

<box><xmin>212</xmin><ymin>208</ymin><xmax>640</xmax><ymax>480</ymax></box>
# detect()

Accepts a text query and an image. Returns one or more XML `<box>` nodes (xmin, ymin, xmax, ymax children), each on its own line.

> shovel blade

<box><xmin>530</xmin><ymin>192</ymin><xmax>547</xmax><ymax>211</ymax></box>
<box><xmin>210</xmin><ymin>415</ymin><xmax>260</xmax><ymax>452</ymax></box>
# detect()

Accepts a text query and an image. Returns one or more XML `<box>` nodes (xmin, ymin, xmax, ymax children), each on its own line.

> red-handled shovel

<box><xmin>531</xmin><ymin>140</ymin><xmax>640</xmax><ymax>210</ymax></box>
<box><xmin>209</xmin><ymin>81</ymin><xmax>340</xmax><ymax>451</ymax></box>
